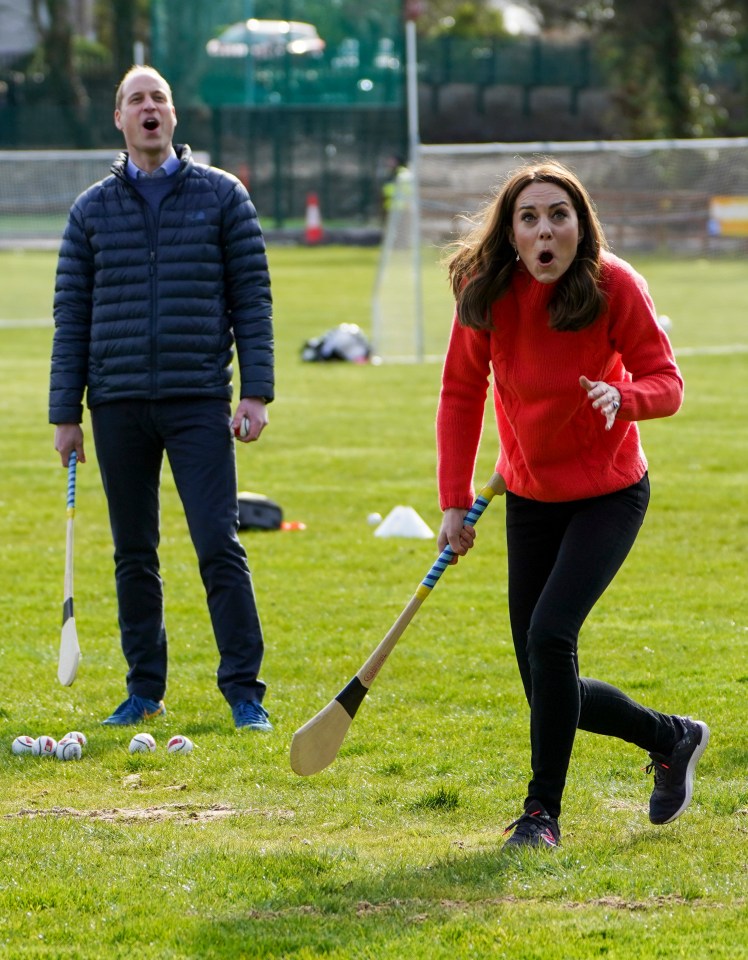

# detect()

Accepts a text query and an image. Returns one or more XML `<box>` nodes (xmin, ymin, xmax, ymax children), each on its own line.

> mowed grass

<box><xmin>0</xmin><ymin>247</ymin><xmax>746</xmax><ymax>959</ymax></box>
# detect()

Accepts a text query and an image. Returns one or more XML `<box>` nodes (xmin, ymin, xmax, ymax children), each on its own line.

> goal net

<box><xmin>371</xmin><ymin>137</ymin><xmax>748</xmax><ymax>362</ymax></box>
<box><xmin>0</xmin><ymin>149</ymin><xmax>120</xmax><ymax>248</ymax></box>
<box><xmin>0</xmin><ymin>148</ymin><xmax>209</xmax><ymax>249</ymax></box>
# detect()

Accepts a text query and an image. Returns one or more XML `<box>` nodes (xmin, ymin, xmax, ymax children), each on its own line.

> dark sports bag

<box><xmin>237</xmin><ymin>492</ymin><xmax>283</xmax><ymax>531</ymax></box>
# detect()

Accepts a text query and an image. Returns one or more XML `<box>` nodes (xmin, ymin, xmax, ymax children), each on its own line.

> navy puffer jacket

<box><xmin>49</xmin><ymin>144</ymin><xmax>273</xmax><ymax>423</ymax></box>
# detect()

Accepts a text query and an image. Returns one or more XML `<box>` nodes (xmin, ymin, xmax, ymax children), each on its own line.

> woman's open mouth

<box><xmin>538</xmin><ymin>251</ymin><xmax>554</xmax><ymax>265</ymax></box>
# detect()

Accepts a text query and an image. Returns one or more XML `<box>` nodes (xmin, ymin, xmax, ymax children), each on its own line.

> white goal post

<box><xmin>371</xmin><ymin>137</ymin><xmax>748</xmax><ymax>363</ymax></box>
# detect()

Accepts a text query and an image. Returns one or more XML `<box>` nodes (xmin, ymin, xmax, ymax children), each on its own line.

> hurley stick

<box><xmin>290</xmin><ymin>473</ymin><xmax>506</xmax><ymax>776</ymax></box>
<box><xmin>58</xmin><ymin>451</ymin><xmax>80</xmax><ymax>686</ymax></box>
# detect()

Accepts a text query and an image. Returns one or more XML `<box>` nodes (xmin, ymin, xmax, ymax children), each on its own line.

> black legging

<box><xmin>505</xmin><ymin>474</ymin><xmax>682</xmax><ymax>819</ymax></box>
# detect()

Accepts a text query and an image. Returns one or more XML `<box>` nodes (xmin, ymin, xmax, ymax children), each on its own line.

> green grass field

<box><xmin>0</xmin><ymin>247</ymin><xmax>746</xmax><ymax>959</ymax></box>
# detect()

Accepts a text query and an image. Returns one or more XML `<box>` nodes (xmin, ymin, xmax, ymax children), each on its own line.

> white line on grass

<box><xmin>0</xmin><ymin>319</ymin><xmax>52</xmax><ymax>328</ymax></box>
<box><xmin>674</xmin><ymin>344</ymin><xmax>748</xmax><ymax>357</ymax></box>
<box><xmin>380</xmin><ymin>345</ymin><xmax>748</xmax><ymax>364</ymax></box>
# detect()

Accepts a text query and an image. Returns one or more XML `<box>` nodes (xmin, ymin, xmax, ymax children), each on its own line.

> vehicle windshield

<box><xmin>216</xmin><ymin>21</ymin><xmax>314</xmax><ymax>44</ymax></box>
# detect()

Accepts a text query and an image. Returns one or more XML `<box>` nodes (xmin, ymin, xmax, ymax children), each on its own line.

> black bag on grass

<box><xmin>237</xmin><ymin>492</ymin><xmax>283</xmax><ymax>531</ymax></box>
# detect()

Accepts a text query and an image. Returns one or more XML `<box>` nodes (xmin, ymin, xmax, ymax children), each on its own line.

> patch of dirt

<box><xmin>4</xmin><ymin>803</ymin><xmax>295</xmax><ymax>823</ymax></box>
<box><xmin>242</xmin><ymin>894</ymin><xmax>745</xmax><ymax>922</ymax></box>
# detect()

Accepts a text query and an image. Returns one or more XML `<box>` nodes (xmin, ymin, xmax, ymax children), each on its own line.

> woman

<box><xmin>436</xmin><ymin>160</ymin><xmax>708</xmax><ymax>849</ymax></box>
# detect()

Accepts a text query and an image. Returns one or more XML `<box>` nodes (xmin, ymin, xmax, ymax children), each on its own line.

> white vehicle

<box><xmin>206</xmin><ymin>19</ymin><xmax>325</xmax><ymax>60</ymax></box>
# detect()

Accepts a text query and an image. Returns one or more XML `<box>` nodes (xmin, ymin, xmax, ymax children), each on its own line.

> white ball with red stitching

<box><xmin>63</xmin><ymin>730</ymin><xmax>88</xmax><ymax>747</ymax></box>
<box><xmin>167</xmin><ymin>735</ymin><xmax>193</xmax><ymax>755</ymax></box>
<box><xmin>11</xmin><ymin>735</ymin><xmax>35</xmax><ymax>756</ymax></box>
<box><xmin>32</xmin><ymin>735</ymin><xmax>57</xmax><ymax>758</ymax></box>
<box><xmin>129</xmin><ymin>732</ymin><xmax>157</xmax><ymax>754</ymax></box>
<box><xmin>56</xmin><ymin>736</ymin><xmax>82</xmax><ymax>761</ymax></box>
<box><xmin>233</xmin><ymin>416</ymin><xmax>250</xmax><ymax>439</ymax></box>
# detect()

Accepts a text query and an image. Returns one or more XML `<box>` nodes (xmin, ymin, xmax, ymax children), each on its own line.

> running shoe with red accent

<box><xmin>646</xmin><ymin>717</ymin><xmax>710</xmax><ymax>824</ymax></box>
<box><xmin>502</xmin><ymin>801</ymin><xmax>560</xmax><ymax>849</ymax></box>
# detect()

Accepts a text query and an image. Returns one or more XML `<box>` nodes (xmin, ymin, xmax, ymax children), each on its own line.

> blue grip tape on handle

<box><xmin>66</xmin><ymin>451</ymin><xmax>77</xmax><ymax>512</ymax></box>
<box><xmin>420</xmin><ymin>489</ymin><xmax>493</xmax><ymax>591</ymax></box>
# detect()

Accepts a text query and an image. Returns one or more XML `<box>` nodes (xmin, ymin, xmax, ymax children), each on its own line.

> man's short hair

<box><xmin>115</xmin><ymin>66</ymin><xmax>172</xmax><ymax>110</ymax></box>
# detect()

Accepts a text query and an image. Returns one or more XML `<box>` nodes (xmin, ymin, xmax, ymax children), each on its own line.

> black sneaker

<box><xmin>646</xmin><ymin>717</ymin><xmax>710</xmax><ymax>825</ymax></box>
<box><xmin>502</xmin><ymin>801</ymin><xmax>560</xmax><ymax>850</ymax></box>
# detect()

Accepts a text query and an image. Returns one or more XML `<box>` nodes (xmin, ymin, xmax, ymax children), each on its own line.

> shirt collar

<box><xmin>127</xmin><ymin>148</ymin><xmax>179</xmax><ymax>180</ymax></box>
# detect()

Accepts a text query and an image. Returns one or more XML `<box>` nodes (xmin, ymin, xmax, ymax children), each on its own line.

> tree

<box><xmin>88</xmin><ymin>0</ymin><xmax>150</xmax><ymax>75</ymax></box>
<box><xmin>111</xmin><ymin>0</ymin><xmax>135</xmax><ymax>77</ymax></box>
<box><xmin>530</xmin><ymin>0</ymin><xmax>746</xmax><ymax>137</ymax></box>
<box><xmin>410</xmin><ymin>1</ymin><xmax>508</xmax><ymax>38</ymax></box>
<box><xmin>31</xmin><ymin>0</ymin><xmax>92</xmax><ymax>145</ymax></box>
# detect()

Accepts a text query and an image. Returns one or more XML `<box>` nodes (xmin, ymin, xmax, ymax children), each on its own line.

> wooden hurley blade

<box><xmin>58</xmin><ymin>613</ymin><xmax>80</xmax><ymax>686</ymax></box>
<box><xmin>290</xmin><ymin>698</ymin><xmax>357</xmax><ymax>776</ymax></box>
<box><xmin>290</xmin><ymin>594</ymin><xmax>423</xmax><ymax>776</ymax></box>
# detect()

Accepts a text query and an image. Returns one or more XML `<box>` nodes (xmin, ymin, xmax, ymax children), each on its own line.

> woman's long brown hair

<box><xmin>446</xmin><ymin>160</ymin><xmax>609</xmax><ymax>331</ymax></box>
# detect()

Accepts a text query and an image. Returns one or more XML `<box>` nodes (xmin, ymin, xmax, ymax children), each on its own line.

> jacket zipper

<box><xmin>140</xmin><ymin>195</ymin><xmax>160</xmax><ymax>398</ymax></box>
<box><xmin>119</xmin><ymin>167</ymin><xmax>161</xmax><ymax>399</ymax></box>
<box><xmin>148</xmin><ymin>238</ymin><xmax>158</xmax><ymax>398</ymax></box>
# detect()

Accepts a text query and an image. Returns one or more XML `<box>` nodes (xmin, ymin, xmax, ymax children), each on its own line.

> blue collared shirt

<box><xmin>126</xmin><ymin>149</ymin><xmax>180</xmax><ymax>180</ymax></box>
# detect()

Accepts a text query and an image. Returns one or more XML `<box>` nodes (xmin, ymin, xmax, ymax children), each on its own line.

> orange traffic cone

<box><xmin>305</xmin><ymin>192</ymin><xmax>323</xmax><ymax>244</ymax></box>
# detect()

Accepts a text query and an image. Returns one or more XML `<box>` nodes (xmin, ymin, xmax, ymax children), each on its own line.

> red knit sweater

<box><xmin>437</xmin><ymin>252</ymin><xmax>683</xmax><ymax>507</ymax></box>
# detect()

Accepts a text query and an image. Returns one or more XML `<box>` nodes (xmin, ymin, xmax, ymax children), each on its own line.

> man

<box><xmin>49</xmin><ymin>66</ymin><xmax>274</xmax><ymax>732</ymax></box>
